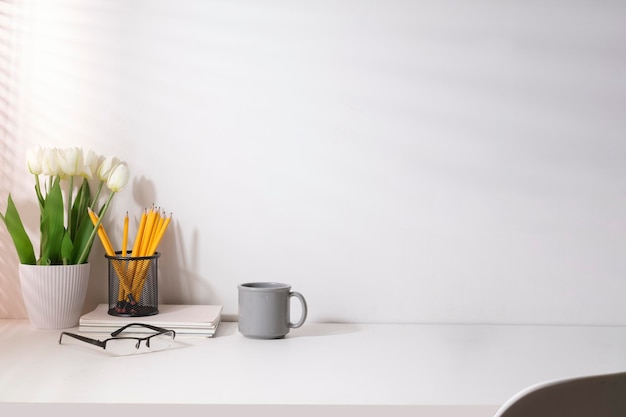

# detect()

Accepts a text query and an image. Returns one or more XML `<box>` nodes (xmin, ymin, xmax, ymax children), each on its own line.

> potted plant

<box><xmin>0</xmin><ymin>146</ymin><xmax>130</xmax><ymax>329</ymax></box>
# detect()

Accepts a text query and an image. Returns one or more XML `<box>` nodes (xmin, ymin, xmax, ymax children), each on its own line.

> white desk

<box><xmin>1</xmin><ymin>319</ymin><xmax>625</xmax><ymax>417</ymax></box>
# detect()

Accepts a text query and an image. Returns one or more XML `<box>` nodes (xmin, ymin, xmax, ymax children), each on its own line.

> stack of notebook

<box><xmin>79</xmin><ymin>304</ymin><xmax>223</xmax><ymax>337</ymax></box>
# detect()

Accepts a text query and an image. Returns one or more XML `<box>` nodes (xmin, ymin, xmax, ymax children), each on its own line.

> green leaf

<box><xmin>39</xmin><ymin>177</ymin><xmax>66</xmax><ymax>265</ymax></box>
<box><xmin>61</xmin><ymin>230</ymin><xmax>74</xmax><ymax>265</ymax></box>
<box><xmin>70</xmin><ymin>179</ymin><xmax>91</xmax><ymax>239</ymax></box>
<box><xmin>0</xmin><ymin>195</ymin><xmax>36</xmax><ymax>265</ymax></box>
<box><xmin>70</xmin><ymin>217</ymin><xmax>94</xmax><ymax>264</ymax></box>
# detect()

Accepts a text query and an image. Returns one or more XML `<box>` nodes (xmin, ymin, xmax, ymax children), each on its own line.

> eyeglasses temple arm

<box><xmin>59</xmin><ymin>332</ymin><xmax>106</xmax><ymax>349</ymax></box>
<box><xmin>111</xmin><ymin>322</ymin><xmax>173</xmax><ymax>337</ymax></box>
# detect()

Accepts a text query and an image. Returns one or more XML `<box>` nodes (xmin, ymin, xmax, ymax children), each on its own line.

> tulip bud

<box><xmin>26</xmin><ymin>145</ymin><xmax>43</xmax><ymax>175</ymax></box>
<box><xmin>81</xmin><ymin>149</ymin><xmax>99</xmax><ymax>179</ymax></box>
<box><xmin>57</xmin><ymin>147</ymin><xmax>83</xmax><ymax>177</ymax></box>
<box><xmin>97</xmin><ymin>156</ymin><xmax>121</xmax><ymax>182</ymax></box>
<box><xmin>106</xmin><ymin>162</ymin><xmax>130</xmax><ymax>192</ymax></box>
<box><xmin>41</xmin><ymin>147</ymin><xmax>60</xmax><ymax>176</ymax></box>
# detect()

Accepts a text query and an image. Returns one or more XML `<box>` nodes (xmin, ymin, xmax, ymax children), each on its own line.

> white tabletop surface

<box><xmin>1</xmin><ymin>319</ymin><xmax>625</xmax><ymax>416</ymax></box>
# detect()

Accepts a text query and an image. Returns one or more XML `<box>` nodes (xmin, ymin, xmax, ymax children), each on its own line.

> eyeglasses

<box><xmin>59</xmin><ymin>323</ymin><xmax>176</xmax><ymax>356</ymax></box>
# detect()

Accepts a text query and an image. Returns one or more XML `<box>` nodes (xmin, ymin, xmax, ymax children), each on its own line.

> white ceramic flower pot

<box><xmin>19</xmin><ymin>263</ymin><xmax>90</xmax><ymax>329</ymax></box>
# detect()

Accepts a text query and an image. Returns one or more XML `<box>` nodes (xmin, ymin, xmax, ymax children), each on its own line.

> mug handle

<box><xmin>288</xmin><ymin>291</ymin><xmax>308</xmax><ymax>329</ymax></box>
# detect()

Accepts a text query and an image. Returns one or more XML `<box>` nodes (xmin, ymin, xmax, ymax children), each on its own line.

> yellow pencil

<box><xmin>148</xmin><ymin>213</ymin><xmax>165</xmax><ymax>249</ymax></box>
<box><xmin>88</xmin><ymin>208</ymin><xmax>132</xmax><ymax>297</ymax></box>
<box><xmin>139</xmin><ymin>206</ymin><xmax>158</xmax><ymax>257</ymax></box>
<box><xmin>126</xmin><ymin>208</ymin><xmax>148</xmax><ymax>288</ymax></box>
<box><xmin>148</xmin><ymin>212</ymin><xmax>171</xmax><ymax>255</ymax></box>
<box><xmin>133</xmin><ymin>210</ymin><xmax>172</xmax><ymax>301</ymax></box>
<box><xmin>88</xmin><ymin>208</ymin><xmax>115</xmax><ymax>256</ymax></box>
<box><xmin>130</xmin><ymin>207</ymin><xmax>157</xmax><ymax>299</ymax></box>
<box><xmin>130</xmin><ymin>208</ymin><xmax>147</xmax><ymax>258</ymax></box>
<box><xmin>122</xmin><ymin>211</ymin><xmax>129</xmax><ymax>257</ymax></box>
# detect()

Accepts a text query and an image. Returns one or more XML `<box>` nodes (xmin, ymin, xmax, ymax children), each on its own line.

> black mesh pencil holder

<box><xmin>106</xmin><ymin>251</ymin><xmax>160</xmax><ymax>317</ymax></box>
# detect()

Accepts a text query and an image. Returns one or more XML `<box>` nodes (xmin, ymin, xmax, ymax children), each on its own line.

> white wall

<box><xmin>1</xmin><ymin>0</ymin><xmax>625</xmax><ymax>324</ymax></box>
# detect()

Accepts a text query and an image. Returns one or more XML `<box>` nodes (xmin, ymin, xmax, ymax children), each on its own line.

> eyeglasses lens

<box><xmin>147</xmin><ymin>331</ymin><xmax>175</xmax><ymax>352</ymax></box>
<box><xmin>105</xmin><ymin>331</ymin><xmax>175</xmax><ymax>356</ymax></box>
<box><xmin>106</xmin><ymin>338</ymin><xmax>142</xmax><ymax>356</ymax></box>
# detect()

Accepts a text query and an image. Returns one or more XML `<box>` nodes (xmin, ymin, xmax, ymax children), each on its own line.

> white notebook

<box><xmin>80</xmin><ymin>304</ymin><xmax>223</xmax><ymax>329</ymax></box>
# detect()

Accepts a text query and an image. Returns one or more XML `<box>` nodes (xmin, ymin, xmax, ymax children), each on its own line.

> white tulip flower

<box><xmin>81</xmin><ymin>149</ymin><xmax>99</xmax><ymax>179</ymax></box>
<box><xmin>26</xmin><ymin>145</ymin><xmax>43</xmax><ymax>175</ymax></box>
<box><xmin>57</xmin><ymin>147</ymin><xmax>83</xmax><ymax>177</ymax></box>
<box><xmin>106</xmin><ymin>162</ymin><xmax>130</xmax><ymax>192</ymax></box>
<box><xmin>41</xmin><ymin>147</ymin><xmax>60</xmax><ymax>176</ymax></box>
<box><xmin>97</xmin><ymin>156</ymin><xmax>121</xmax><ymax>182</ymax></box>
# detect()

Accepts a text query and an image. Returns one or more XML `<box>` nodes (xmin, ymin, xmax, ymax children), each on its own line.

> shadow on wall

<box><xmin>158</xmin><ymin>220</ymin><xmax>220</xmax><ymax>306</ymax></box>
<box><xmin>0</xmin><ymin>4</ymin><xmax>26</xmax><ymax>318</ymax></box>
<box><xmin>0</xmin><ymin>150</ymin><xmax>26</xmax><ymax>318</ymax></box>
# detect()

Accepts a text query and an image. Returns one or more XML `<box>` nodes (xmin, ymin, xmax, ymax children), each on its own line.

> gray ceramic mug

<box><xmin>238</xmin><ymin>282</ymin><xmax>308</xmax><ymax>339</ymax></box>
